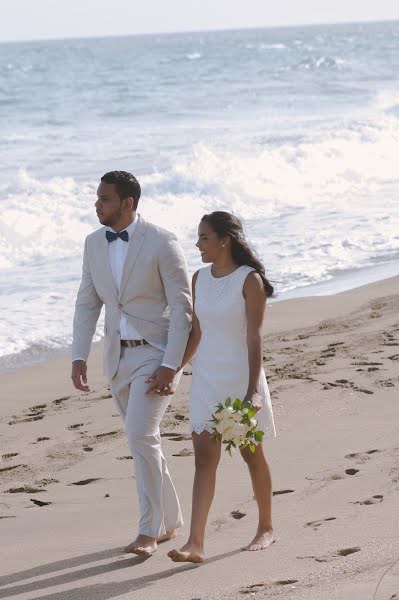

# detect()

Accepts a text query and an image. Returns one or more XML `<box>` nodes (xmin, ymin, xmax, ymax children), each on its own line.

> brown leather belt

<box><xmin>121</xmin><ymin>339</ymin><xmax>149</xmax><ymax>348</ymax></box>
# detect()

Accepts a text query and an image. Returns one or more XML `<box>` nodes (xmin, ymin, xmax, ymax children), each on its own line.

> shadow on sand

<box><xmin>0</xmin><ymin>546</ymin><xmax>242</xmax><ymax>599</ymax></box>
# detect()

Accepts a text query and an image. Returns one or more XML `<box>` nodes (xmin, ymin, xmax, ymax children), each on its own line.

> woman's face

<box><xmin>196</xmin><ymin>220</ymin><xmax>227</xmax><ymax>263</ymax></box>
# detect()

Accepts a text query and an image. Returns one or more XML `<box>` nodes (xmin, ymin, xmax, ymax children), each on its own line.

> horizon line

<box><xmin>0</xmin><ymin>16</ymin><xmax>398</xmax><ymax>46</ymax></box>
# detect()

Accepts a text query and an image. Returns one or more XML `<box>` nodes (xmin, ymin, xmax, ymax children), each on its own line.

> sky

<box><xmin>1</xmin><ymin>0</ymin><xmax>399</xmax><ymax>42</ymax></box>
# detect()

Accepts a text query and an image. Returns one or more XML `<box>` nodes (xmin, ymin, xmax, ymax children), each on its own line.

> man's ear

<box><xmin>124</xmin><ymin>196</ymin><xmax>134</xmax><ymax>211</ymax></box>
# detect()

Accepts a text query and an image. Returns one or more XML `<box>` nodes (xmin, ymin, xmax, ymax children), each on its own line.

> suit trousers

<box><xmin>110</xmin><ymin>344</ymin><xmax>183</xmax><ymax>538</ymax></box>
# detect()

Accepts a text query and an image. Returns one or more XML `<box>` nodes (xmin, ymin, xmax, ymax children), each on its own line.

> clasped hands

<box><xmin>72</xmin><ymin>362</ymin><xmax>177</xmax><ymax>397</ymax></box>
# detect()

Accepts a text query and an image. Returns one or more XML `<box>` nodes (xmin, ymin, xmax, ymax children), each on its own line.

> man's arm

<box><xmin>71</xmin><ymin>237</ymin><xmax>103</xmax><ymax>391</ymax></box>
<box><xmin>145</xmin><ymin>233</ymin><xmax>192</xmax><ymax>396</ymax></box>
<box><xmin>159</xmin><ymin>233</ymin><xmax>192</xmax><ymax>367</ymax></box>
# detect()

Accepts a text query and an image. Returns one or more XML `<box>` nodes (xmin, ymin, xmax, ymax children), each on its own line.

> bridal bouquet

<box><xmin>211</xmin><ymin>397</ymin><xmax>264</xmax><ymax>456</ymax></box>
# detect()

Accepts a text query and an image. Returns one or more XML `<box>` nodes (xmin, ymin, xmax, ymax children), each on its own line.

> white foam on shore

<box><xmin>1</xmin><ymin>99</ymin><xmax>399</xmax><ymax>364</ymax></box>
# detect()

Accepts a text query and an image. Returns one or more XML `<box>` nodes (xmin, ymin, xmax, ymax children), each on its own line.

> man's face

<box><xmin>95</xmin><ymin>182</ymin><xmax>123</xmax><ymax>227</ymax></box>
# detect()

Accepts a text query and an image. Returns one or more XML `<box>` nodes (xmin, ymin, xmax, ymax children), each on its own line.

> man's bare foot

<box><xmin>167</xmin><ymin>542</ymin><xmax>204</xmax><ymax>564</ymax></box>
<box><xmin>243</xmin><ymin>530</ymin><xmax>275</xmax><ymax>551</ymax></box>
<box><xmin>157</xmin><ymin>529</ymin><xmax>177</xmax><ymax>543</ymax></box>
<box><xmin>124</xmin><ymin>534</ymin><xmax>157</xmax><ymax>557</ymax></box>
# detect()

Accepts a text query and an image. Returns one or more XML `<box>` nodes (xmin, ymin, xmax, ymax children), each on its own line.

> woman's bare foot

<box><xmin>157</xmin><ymin>529</ymin><xmax>177</xmax><ymax>543</ymax></box>
<box><xmin>167</xmin><ymin>542</ymin><xmax>204</xmax><ymax>564</ymax></box>
<box><xmin>243</xmin><ymin>530</ymin><xmax>274</xmax><ymax>551</ymax></box>
<box><xmin>124</xmin><ymin>534</ymin><xmax>157</xmax><ymax>557</ymax></box>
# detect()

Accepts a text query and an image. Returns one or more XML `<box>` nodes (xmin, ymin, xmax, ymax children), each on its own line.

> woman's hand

<box><xmin>243</xmin><ymin>391</ymin><xmax>262</xmax><ymax>412</ymax></box>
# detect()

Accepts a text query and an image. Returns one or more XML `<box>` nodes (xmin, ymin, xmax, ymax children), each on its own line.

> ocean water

<box><xmin>1</xmin><ymin>21</ymin><xmax>399</xmax><ymax>370</ymax></box>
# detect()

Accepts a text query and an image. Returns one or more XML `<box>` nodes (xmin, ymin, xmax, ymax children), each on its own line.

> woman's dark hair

<box><xmin>101</xmin><ymin>171</ymin><xmax>141</xmax><ymax>210</ymax></box>
<box><xmin>201</xmin><ymin>211</ymin><xmax>274</xmax><ymax>298</ymax></box>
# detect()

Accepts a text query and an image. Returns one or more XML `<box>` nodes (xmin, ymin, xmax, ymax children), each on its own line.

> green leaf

<box><xmin>249</xmin><ymin>443</ymin><xmax>256</xmax><ymax>453</ymax></box>
<box><xmin>225</xmin><ymin>397</ymin><xmax>232</xmax><ymax>407</ymax></box>
<box><xmin>247</xmin><ymin>409</ymin><xmax>256</xmax><ymax>419</ymax></box>
<box><xmin>254</xmin><ymin>430</ymin><xmax>264</xmax><ymax>443</ymax></box>
<box><xmin>233</xmin><ymin>398</ymin><xmax>242</xmax><ymax>411</ymax></box>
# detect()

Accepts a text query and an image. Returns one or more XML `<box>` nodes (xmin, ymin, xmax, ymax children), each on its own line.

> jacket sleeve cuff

<box><xmin>161</xmin><ymin>362</ymin><xmax>177</xmax><ymax>371</ymax></box>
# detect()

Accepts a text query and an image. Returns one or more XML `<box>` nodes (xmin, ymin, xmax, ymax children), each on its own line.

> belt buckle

<box><xmin>122</xmin><ymin>339</ymin><xmax>146</xmax><ymax>348</ymax></box>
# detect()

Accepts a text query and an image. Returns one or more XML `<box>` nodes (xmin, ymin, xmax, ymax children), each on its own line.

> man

<box><xmin>71</xmin><ymin>170</ymin><xmax>192</xmax><ymax>557</ymax></box>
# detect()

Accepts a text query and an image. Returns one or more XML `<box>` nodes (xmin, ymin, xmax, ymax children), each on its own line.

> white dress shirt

<box><xmin>107</xmin><ymin>217</ymin><xmax>142</xmax><ymax>340</ymax></box>
<box><xmin>74</xmin><ymin>217</ymin><xmax>176</xmax><ymax>370</ymax></box>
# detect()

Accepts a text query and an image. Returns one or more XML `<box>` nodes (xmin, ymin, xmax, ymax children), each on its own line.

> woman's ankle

<box><xmin>186</xmin><ymin>537</ymin><xmax>204</xmax><ymax>550</ymax></box>
<box><xmin>257</xmin><ymin>523</ymin><xmax>273</xmax><ymax>534</ymax></box>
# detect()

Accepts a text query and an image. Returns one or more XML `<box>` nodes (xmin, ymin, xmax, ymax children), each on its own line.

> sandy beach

<box><xmin>1</xmin><ymin>275</ymin><xmax>398</xmax><ymax>600</ymax></box>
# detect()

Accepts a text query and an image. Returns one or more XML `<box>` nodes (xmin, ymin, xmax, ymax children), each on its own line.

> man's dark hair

<box><xmin>101</xmin><ymin>171</ymin><xmax>141</xmax><ymax>210</ymax></box>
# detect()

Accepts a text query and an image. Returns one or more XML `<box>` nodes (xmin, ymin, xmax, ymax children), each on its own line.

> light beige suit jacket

<box><xmin>72</xmin><ymin>214</ymin><xmax>192</xmax><ymax>380</ymax></box>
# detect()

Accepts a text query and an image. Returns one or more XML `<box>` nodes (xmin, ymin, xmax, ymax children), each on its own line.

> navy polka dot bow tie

<box><xmin>106</xmin><ymin>230</ymin><xmax>129</xmax><ymax>243</ymax></box>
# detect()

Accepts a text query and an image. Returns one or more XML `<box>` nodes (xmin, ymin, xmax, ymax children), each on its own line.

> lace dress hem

<box><xmin>189</xmin><ymin>422</ymin><xmax>214</xmax><ymax>434</ymax></box>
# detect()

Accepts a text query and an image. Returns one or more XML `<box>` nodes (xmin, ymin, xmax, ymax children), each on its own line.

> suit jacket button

<box><xmin>118</xmin><ymin>303</ymin><xmax>122</xmax><ymax>309</ymax></box>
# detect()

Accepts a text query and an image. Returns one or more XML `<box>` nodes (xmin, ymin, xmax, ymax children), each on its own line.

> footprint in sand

<box><xmin>336</xmin><ymin>547</ymin><xmax>361</xmax><ymax>556</ymax></box>
<box><xmin>345</xmin><ymin>468</ymin><xmax>359</xmax><ymax>475</ymax></box>
<box><xmin>273</xmin><ymin>489</ymin><xmax>294</xmax><ymax>496</ymax></box>
<box><xmin>95</xmin><ymin>431</ymin><xmax>120</xmax><ymax>439</ymax></box>
<box><xmin>8</xmin><ymin>403</ymin><xmax>48</xmax><ymax>425</ymax></box>
<box><xmin>67</xmin><ymin>423</ymin><xmax>84</xmax><ymax>430</ymax></box>
<box><xmin>305</xmin><ymin>517</ymin><xmax>336</xmax><ymax>530</ymax></box>
<box><xmin>116</xmin><ymin>455</ymin><xmax>133</xmax><ymax>460</ymax></box>
<box><xmin>162</xmin><ymin>433</ymin><xmax>192</xmax><ymax>441</ymax></box>
<box><xmin>30</xmin><ymin>498</ymin><xmax>52</xmax><ymax>507</ymax></box>
<box><xmin>379</xmin><ymin>379</ymin><xmax>395</xmax><ymax>387</ymax></box>
<box><xmin>298</xmin><ymin>547</ymin><xmax>360</xmax><ymax>562</ymax></box>
<box><xmin>242</xmin><ymin>580</ymin><xmax>299</xmax><ymax>594</ymax></box>
<box><xmin>70</xmin><ymin>478</ymin><xmax>102</xmax><ymax>486</ymax></box>
<box><xmin>231</xmin><ymin>509</ymin><xmax>246</xmax><ymax>519</ymax></box>
<box><xmin>174</xmin><ymin>413</ymin><xmax>188</xmax><ymax>422</ymax></box>
<box><xmin>2</xmin><ymin>453</ymin><xmax>19</xmax><ymax>459</ymax></box>
<box><xmin>0</xmin><ymin>464</ymin><xmax>27</xmax><ymax>474</ymax></box>
<box><xmin>322</xmin><ymin>380</ymin><xmax>374</xmax><ymax>394</ymax></box>
<box><xmin>172</xmin><ymin>448</ymin><xmax>194</xmax><ymax>457</ymax></box>
<box><xmin>351</xmin><ymin>361</ymin><xmax>383</xmax><ymax>366</ymax></box>
<box><xmin>35</xmin><ymin>478</ymin><xmax>59</xmax><ymax>487</ymax></box>
<box><xmin>353</xmin><ymin>494</ymin><xmax>383</xmax><ymax>505</ymax></box>
<box><xmin>53</xmin><ymin>396</ymin><xmax>70</xmax><ymax>406</ymax></box>
<box><xmin>345</xmin><ymin>449</ymin><xmax>381</xmax><ymax>462</ymax></box>
<box><xmin>6</xmin><ymin>485</ymin><xmax>45</xmax><ymax>494</ymax></box>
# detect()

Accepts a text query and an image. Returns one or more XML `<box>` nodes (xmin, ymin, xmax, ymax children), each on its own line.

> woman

<box><xmin>168</xmin><ymin>211</ymin><xmax>276</xmax><ymax>564</ymax></box>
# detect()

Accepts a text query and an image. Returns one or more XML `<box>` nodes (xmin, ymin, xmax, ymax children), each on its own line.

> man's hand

<box><xmin>71</xmin><ymin>360</ymin><xmax>90</xmax><ymax>392</ymax></box>
<box><xmin>145</xmin><ymin>366</ymin><xmax>176</xmax><ymax>396</ymax></box>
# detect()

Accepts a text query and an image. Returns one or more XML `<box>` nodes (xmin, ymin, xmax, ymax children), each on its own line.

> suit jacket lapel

<box><xmin>98</xmin><ymin>230</ymin><xmax>118</xmax><ymax>299</ymax></box>
<box><xmin>118</xmin><ymin>215</ymin><xmax>147</xmax><ymax>300</ymax></box>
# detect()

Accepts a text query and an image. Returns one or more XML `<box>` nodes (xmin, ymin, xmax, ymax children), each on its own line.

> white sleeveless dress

<box><xmin>190</xmin><ymin>265</ymin><xmax>276</xmax><ymax>439</ymax></box>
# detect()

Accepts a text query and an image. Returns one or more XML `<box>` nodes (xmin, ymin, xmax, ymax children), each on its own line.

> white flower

<box><xmin>250</xmin><ymin>418</ymin><xmax>257</xmax><ymax>428</ymax></box>
<box><xmin>216</xmin><ymin>420</ymin><xmax>231</xmax><ymax>437</ymax></box>
<box><xmin>217</xmin><ymin>407</ymin><xmax>233</xmax><ymax>421</ymax></box>
<box><xmin>232</xmin><ymin>411</ymin><xmax>243</xmax><ymax>422</ymax></box>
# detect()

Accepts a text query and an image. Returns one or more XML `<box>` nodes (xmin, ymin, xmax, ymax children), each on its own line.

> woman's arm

<box><xmin>178</xmin><ymin>271</ymin><xmax>202</xmax><ymax>369</ymax></box>
<box><xmin>243</xmin><ymin>271</ymin><xmax>266</xmax><ymax>407</ymax></box>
